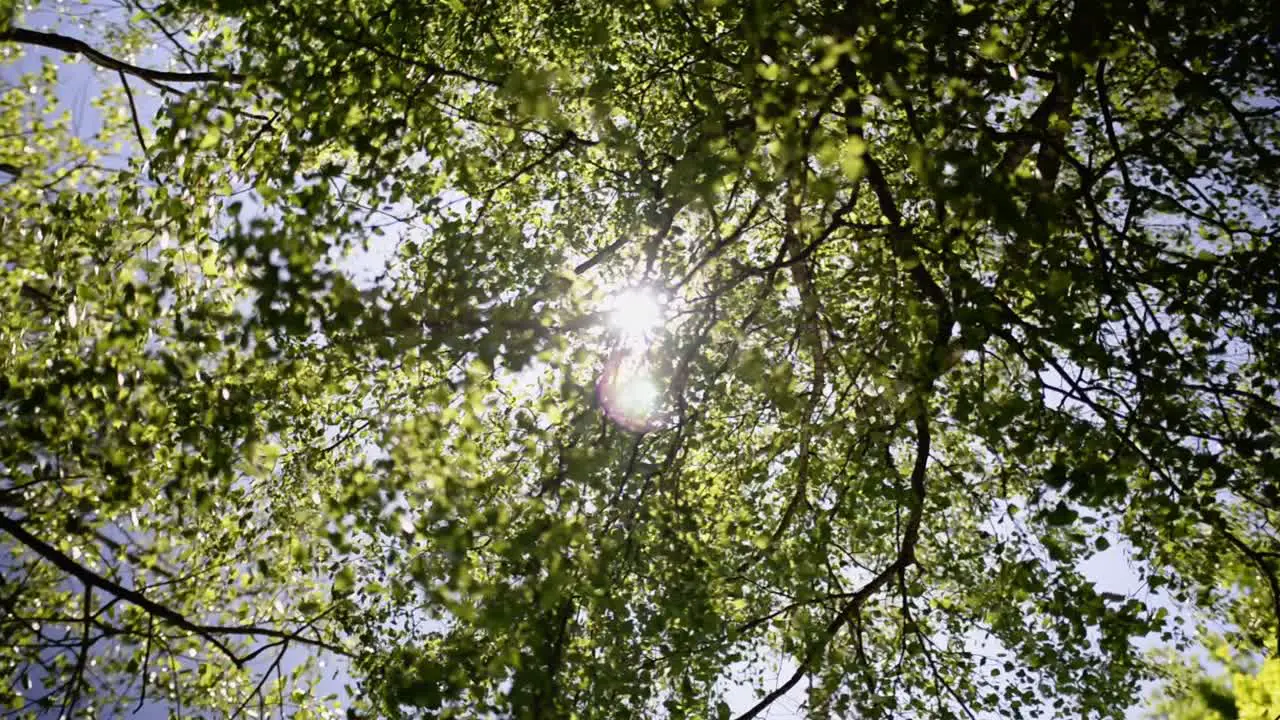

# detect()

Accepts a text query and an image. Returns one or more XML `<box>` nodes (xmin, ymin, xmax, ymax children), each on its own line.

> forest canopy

<box><xmin>2</xmin><ymin>0</ymin><xmax>1279</xmax><ymax>717</ymax></box>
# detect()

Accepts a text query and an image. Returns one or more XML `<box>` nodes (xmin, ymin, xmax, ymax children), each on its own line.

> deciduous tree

<box><xmin>2</xmin><ymin>0</ymin><xmax>1278</xmax><ymax>717</ymax></box>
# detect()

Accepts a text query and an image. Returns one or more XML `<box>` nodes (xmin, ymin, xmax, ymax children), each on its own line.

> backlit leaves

<box><xmin>2</xmin><ymin>0</ymin><xmax>1279</xmax><ymax>718</ymax></box>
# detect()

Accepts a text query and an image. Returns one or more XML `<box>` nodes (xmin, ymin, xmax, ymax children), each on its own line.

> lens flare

<box><xmin>597</xmin><ymin>351</ymin><xmax>661</xmax><ymax>432</ymax></box>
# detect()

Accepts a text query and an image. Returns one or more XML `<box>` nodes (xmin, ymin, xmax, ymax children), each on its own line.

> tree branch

<box><xmin>733</xmin><ymin>409</ymin><xmax>933</xmax><ymax>720</ymax></box>
<box><xmin>0</xmin><ymin>514</ymin><xmax>351</xmax><ymax>665</ymax></box>
<box><xmin>118</xmin><ymin>70</ymin><xmax>154</xmax><ymax>177</ymax></box>
<box><xmin>732</xmin><ymin>116</ymin><xmax>953</xmax><ymax>714</ymax></box>
<box><xmin>0</xmin><ymin>27</ymin><xmax>244</xmax><ymax>83</ymax></box>
<box><xmin>58</xmin><ymin>587</ymin><xmax>94</xmax><ymax>720</ymax></box>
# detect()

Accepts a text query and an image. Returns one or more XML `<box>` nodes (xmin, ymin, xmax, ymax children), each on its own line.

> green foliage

<box><xmin>1149</xmin><ymin>642</ymin><xmax>1280</xmax><ymax>720</ymax></box>
<box><xmin>2</xmin><ymin>0</ymin><xmax>1279</xmax><ymax>718</ymax></box>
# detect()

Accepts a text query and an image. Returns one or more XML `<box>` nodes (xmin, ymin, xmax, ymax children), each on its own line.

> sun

<box><xmin>605</xmin><ymin>287</ymin><xmax>665</xmax><ymax>344</ymax></box>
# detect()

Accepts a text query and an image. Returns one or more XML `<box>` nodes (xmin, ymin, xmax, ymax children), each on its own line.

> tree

<box><xmin>1146</xmin><ymin>544</ymin><xmax>1280</xmax><ymax>718</ymax></box>
<box><xmin>1148</xmin><ymin>640</ymin><xmax>1280</xmax><ymax>720</ymax></box>
<box><xmin>1</xmin><ymin>10</ymin><xmax>361</xmax><ymax>718</ymax></box>
<box><xmin>2</xmin><ymin>0</ymin><xmax>1278</xmax><ymax>717</ymax></box>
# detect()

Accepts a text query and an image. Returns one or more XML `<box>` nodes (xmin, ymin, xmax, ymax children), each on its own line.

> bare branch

<box><xmin>1</xmin><ymin>27</ymin><xmax>245</xmax><ymax>83</ymax></box>
<box><xmin>118</xmin><ymin>70</ymin><xmax>154</xmax><ymax>176</ymax></box>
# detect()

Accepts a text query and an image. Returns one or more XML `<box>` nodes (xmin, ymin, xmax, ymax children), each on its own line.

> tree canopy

<box><xmin>1147</xmin><ymin>638</ymin><xmax>1280</xmax><ymax>720</ymax></box>
<box><xmin>2</xmin><ymin>0</ymin><xmax>1279</xmax><ymax>717</ymax></box>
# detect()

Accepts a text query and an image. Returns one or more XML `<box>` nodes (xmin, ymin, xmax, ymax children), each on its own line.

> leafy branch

<box><xmin>0</xmin><ymin>514</ymin><xmax>350</xmax><ymax>666</ymax></box>
<box><xmin>0</xmin><ymin>27</ymin><xmax>245</xmax><ymax>83</ymax></box>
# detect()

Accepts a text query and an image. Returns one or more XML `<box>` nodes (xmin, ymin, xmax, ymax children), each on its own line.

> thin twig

<box><xmin>118</xmin><ymin>70</ymin><xmax>154</xmax><ymax>177</ymax></box>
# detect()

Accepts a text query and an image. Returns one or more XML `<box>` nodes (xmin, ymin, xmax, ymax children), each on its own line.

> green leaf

<box><xmin>334</xmin><ymin>566</ymin><xmax>355</xmax><ymax>595</ymax></box>
<box><xmin>1045</xmin><ymin>502</ymin><xmax>1078</xmax><ymax>527</ymax></box>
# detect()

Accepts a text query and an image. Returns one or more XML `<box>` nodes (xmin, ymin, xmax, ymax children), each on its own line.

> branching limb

<box><xmin>118</xmin><ymin>70</ymin><xmax>154</xmax><ymax>177</ymax></box>
<box><xmin>0</xmin><ymin>513</ymin><xmax>352</xmax><ymax>665</ymax></box>
<box><xmin>230</xmin><ymin>641</ymin><xmax>289</xmax><ymax>720</ymax></box>
<box><xmin>135</xmin><ymin>614</ymin><xmax>154</xmax><ymax>713</ymax></box>
<box><xmin>0</xmin><ymin>27</ymin><xmax>244</xmax><ymax>83</ymax></box>
<box><xmin>58</xmin><ymin>587</ymin><xmax>94</xmax><ymax>720</ymax></box>
<box><xmin>733</xmin><ymin>409</ymin><xmax>933</xmax><ymax>720</ymax></box>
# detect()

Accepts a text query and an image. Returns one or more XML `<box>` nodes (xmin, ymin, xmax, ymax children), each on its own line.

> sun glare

<box><xmin>606</xmin><ymin>287</ymin><xmax>665</xmax><ymax>343</ymax></box>
<box><xmin>597</xmin><ymin>351</ymin><xmax>661</xmax><ymax>432</ymax></box>
<box><xmin>596</xmin><ymin>286</ymin><xmax>669</xmax><ymax>431</ymax></box>
<box><xmin>615</xmin><ymin>372</ymin><xmax>659</xmax><ymax>419</ymax></box>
